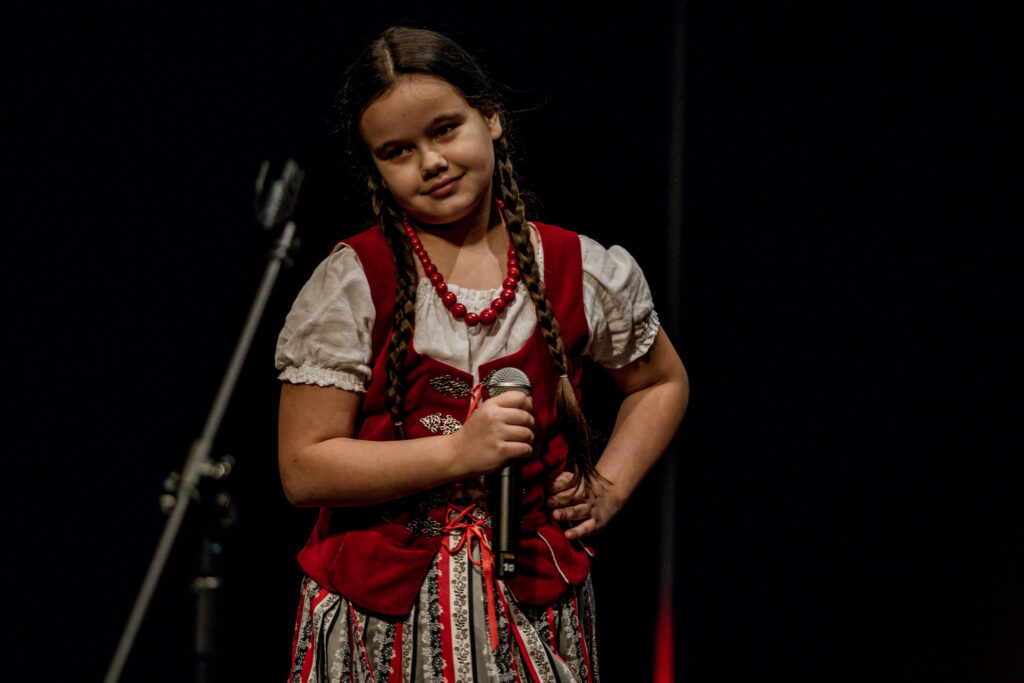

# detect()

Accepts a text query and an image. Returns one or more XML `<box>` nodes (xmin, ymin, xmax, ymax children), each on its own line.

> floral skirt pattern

<box><xmin>288</xmin><ymin>532</ymin><xmax>598</xmax><ymax>682</ymax></box>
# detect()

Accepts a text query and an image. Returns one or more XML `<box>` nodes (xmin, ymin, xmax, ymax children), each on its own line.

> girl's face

<box><xmin>359</xmin><ymin>74</ymin><xmax>503</xmax><ymax>228</ymax></box>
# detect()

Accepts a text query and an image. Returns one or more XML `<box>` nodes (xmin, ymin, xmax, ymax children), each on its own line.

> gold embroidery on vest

<box><xmin>419</xmin><ymin>413</ymin><xmax>463</xmax><ymax>435</ymax></box>
<box><xmin>428</xmin><ymin>375</ymin><xmax>473</xmax><ymax>398</ymax></box>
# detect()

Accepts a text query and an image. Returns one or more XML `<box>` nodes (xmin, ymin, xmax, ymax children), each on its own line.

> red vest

<box><xmin>296</xmin><ymin>222</ymin><xmax>592</xmax><ymax>616</ymax></box>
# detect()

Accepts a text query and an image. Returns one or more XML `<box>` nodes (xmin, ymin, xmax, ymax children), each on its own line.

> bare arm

<box><xmin>547</xmin><ymin>326</ymin><xmax>689</xmax><ymax>539</ymax></box>
<box><xmin>278</xmin><ymin>382</ymin><xmax>536</xmax><ymax>507</ymax></box>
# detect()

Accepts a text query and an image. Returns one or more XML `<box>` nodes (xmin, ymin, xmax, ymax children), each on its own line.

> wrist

<box><xmin>594</xmin><ymin>467</ymin><xmax>626</xmax><ymax>512</ymax></box>
<box><xmin>437</xmin><ymin>431</ymin><xmax>465</xmax><ymax>480</ymax></box>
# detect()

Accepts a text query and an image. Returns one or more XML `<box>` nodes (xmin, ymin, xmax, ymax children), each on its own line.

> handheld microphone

<box><xmin>486</xmin><ymin>367</ymin><xmax>531</xmax><ymax>579</ymax></box>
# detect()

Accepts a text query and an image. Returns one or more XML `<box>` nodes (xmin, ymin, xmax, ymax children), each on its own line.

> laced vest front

<box><xmin>296</xmin><ymin>222</ymin><xmax>593</xmax><ymax>616</ymax></box>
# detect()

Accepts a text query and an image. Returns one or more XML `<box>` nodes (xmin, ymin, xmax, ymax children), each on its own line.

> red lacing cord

<box><xmin>349</xmin><ymin>602</ymin><xmax>377</xmax><ymax>682</ymax></box>
<box><xmin>443</xmin><ymin>499</ymin><xmax>502</xmax><ymax>651</ymax></box>
<box><xmin>464</xmin><ymin>382</ymin><xmax>485</xmax><ymax>421</ymax></box>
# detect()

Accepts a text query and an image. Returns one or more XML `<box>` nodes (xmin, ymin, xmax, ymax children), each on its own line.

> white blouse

<box><xmin>275</xmin><ymin>231</ymin><xmax>660</xmax><ymax>390</ymax></box>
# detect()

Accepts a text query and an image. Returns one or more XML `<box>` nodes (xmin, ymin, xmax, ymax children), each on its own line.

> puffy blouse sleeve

<box><xmin>580</xmin><ymin>234</ymin><xmax>661</xmax><ymax>369</ymax></box>
<box><xmin>274</xmin><ymin>244</ymin><xmax>376</xmax><ymax>392</ymax></box>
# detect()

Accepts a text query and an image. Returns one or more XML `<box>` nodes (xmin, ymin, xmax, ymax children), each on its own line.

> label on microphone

<box><xmin>498</xmin><ymin>554</ymin><xmax>517</xmax><ymax>577</ymax></box>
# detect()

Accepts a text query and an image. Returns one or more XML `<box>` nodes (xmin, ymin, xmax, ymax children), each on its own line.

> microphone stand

<box><xmin>104</xmin><ymin>162</ymin><xmax>301</xmax><ymax>683</ymax></box>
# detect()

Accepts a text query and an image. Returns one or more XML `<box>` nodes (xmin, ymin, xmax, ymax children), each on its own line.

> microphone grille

<box><xmin>256</xmin><ymin>159</ymin><xmax>305</xmax><ymax>229</ymax></box>
<box><xmin>487</xmin><ymin>367</ymin><xmax>531</xmax><ymax>397</ymax></box>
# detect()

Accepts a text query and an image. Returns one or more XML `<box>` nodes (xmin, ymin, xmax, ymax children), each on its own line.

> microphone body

<box><xmin>486</xmin><ymin>368</ymin><xmax>532</xmax><ymax>579</ymax></box>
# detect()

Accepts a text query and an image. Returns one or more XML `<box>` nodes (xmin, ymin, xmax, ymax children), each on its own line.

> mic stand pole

<box><xmin>188</xmin><ymin>453</ymin><xmax>237</xmax><ymax>683</ymax></box>
<box><xmin>104</xmin><ymin>220</ymin><xmax>297</xmax><ymax>683</ymax></box>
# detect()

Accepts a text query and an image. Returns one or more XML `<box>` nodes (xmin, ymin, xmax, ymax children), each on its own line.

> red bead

<box><xmin>402</xmin><ymin>204</ymin><xmax>516</xmax><ymax>328</ymax></box>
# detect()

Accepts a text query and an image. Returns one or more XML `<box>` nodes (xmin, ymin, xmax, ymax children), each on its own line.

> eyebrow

<box><xmin>372</xmin><ymin>111</ymin><xmax>463</xmax><ymax>157</ymax></box>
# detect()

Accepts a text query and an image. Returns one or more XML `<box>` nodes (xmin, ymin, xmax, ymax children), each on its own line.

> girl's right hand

<box><xmin>448</xmin><ymin>391</ymin><xmax>535</xmax><ymax>477</ymax></box>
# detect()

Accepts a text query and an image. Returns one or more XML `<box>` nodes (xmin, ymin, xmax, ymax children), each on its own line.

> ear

<box><xmin>484</xmin><ymin>109</ymin><xmax>503</xmax><ymax>141</ymax></box>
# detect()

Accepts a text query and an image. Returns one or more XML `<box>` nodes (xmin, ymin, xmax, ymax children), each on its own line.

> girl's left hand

<box><xmin>545</xmin><ymin>471</ymin><xmax>622</xmax><ymax>540</ymax></box>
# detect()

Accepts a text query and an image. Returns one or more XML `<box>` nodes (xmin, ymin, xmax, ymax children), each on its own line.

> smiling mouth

<box><xmin>425</xmin><ymin>175</ymin><xmax>463</xmax><ymax>197</ymax></box>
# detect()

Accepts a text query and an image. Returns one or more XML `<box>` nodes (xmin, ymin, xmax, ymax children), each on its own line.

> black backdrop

<box><xmin>6</xmin><ymin>2</ymin><xmax>1018</xmax><ymax>681</ymax></box>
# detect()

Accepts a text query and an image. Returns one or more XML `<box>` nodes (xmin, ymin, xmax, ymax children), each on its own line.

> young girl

<box><xmin>275</xmin><ymin>26</ymin><xmax>688</xmax><ymax>682</ymax></box>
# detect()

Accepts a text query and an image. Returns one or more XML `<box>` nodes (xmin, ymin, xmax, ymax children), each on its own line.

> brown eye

<box><xmin>435</xmin><ymin>123</ymin><xmax>458</xmax><ymax>138</ymax></box>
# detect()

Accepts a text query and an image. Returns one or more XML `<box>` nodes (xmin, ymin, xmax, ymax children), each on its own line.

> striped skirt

<box><xmin>288</xmin><ymin>531</ymin><xmax>599</xmax><ymax>682</ymax></box>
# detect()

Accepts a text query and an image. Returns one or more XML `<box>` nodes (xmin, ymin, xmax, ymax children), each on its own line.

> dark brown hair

<box><xmin>337</xmin><ymin>26</ymin><xmax>602</xmax><ymax>492</ymax></box>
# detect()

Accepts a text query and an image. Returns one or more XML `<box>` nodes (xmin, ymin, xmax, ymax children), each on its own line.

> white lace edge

<box><xmin>603</xmin><ymin>309</ymin><xmax>662</xmax><ymax>370</ymax></box>
<box><xmin>278</xmin><ymin>364</ymin><xmax>367</xmax><ymax>393</ymax></box>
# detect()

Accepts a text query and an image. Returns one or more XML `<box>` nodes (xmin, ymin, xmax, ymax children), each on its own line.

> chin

<box><xmin>409</xmin><ymin>199</ymin><xmax>485</xmax><ymax>227</ymax></box>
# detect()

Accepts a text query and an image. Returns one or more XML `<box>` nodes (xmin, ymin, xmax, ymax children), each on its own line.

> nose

<box><xmin>420</xmin><ymin>146</ymin><xmax>448</xmax><ymax>178</ymax></box>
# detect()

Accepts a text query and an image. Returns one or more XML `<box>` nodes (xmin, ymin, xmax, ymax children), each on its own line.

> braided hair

<box><xmin>336</xmin><ymin>26</ymin><xmax>603</xmax><ymax>491</ymax></box>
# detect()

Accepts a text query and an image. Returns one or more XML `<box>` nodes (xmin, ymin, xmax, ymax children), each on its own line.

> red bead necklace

<box><xmin>402</xmin><ymin>211</ymin><xmax>520</xmax><ymax>327</ymax></box>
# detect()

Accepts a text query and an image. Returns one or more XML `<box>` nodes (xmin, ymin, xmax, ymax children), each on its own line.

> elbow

<box><xmin>278</xmin><ymin>451</ymin><xmax>321</xmax><ymax>508</ymax></box>
<box><xmin>651</xmin><ymin>356</ymin><xmax>688</xmax><ymax>420</ymax></box>
<box><xmin>676</xmin><ymin>362</ymin><xmax>690</xmax><ymax>417</ymax></box>
<box><xmin>280</xmin><ymin>474</ymin><xmax>316</xmax><ymax>508</ymax></box>
<box><xmin>281</xmin><ymin>483</ymin><xmax>316</xmax><ymax>509</ymax></box>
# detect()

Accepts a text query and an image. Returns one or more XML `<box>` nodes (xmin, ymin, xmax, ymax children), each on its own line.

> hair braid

<box><xmin>336</xmin><ymin>27</ymin><xmax>606</xmax><ymax>482</ymax></box>
<box><xmin>369</xmin><ymin>178</ymin><xmax>418</xmax><ymax>440</ymax></box>
<box><xmin>494</xmin><ymin>140</ymin><xmax>606</xmax><ymax>493</ymax></box>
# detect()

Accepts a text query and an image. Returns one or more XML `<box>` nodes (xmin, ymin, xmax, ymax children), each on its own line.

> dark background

<box><xmin>6</xmin><ymin>2</ymin><xmax>1018</xmax><ymax>681</ymax></box>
